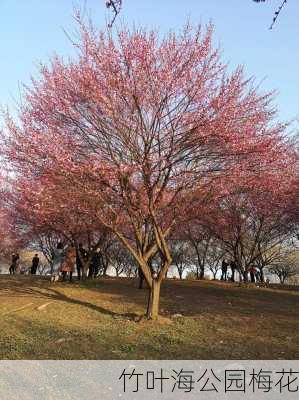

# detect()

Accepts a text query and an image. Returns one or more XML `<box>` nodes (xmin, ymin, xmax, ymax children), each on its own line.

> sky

<box><xmin>0</xmin><ymin>0</ymin><xmax>298</xmax><ymax>124</ymax></box>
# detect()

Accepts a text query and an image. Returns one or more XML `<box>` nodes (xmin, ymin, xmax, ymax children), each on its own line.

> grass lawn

<box><xmin>0</xmin><ymin>275</ymin><xmax>298</xmax><ymax>359</ymax></box>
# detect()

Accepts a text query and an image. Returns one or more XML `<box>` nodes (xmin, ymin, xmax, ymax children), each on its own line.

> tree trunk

<box><xmin>177</xmin><ymin>267</ymin><xmax>183</xmax><ymax>280</ymax></box>
<box><xmin>138</xmin><ymin>268</ymin><xmax>145</xmax><ymax>289</ymax></box>
<box><xmin>139</xmin><ymin>276</ymin><xmax>144</xmax><ymax>289</ymax></box>
<box><xmin>199</xmin><ymin>266</ymin><xmax>204</xmax><ymax>280</ymax></box>
<box><xmin>196</xmin><ymin>264</ymin><xmax>204</xmax><ymax>279</ymax></box>
<box><xmin>281</xmin><ymin>274</ymin><xmax>286</xmax><ymax>284</ymax></box>
<box><xmin>146</xmin><ymin>280</ymin><xmax>161</xmax><ymax>320</ymax></box>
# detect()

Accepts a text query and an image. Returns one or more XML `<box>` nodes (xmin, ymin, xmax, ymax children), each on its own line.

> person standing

<box><xmin>9</xmin><ymin>253</ymin><xmax>16</xmax><ymax>275</ymax></box>
<box><xmin>221</xmin><ymin>259</ymin><xmax>228</xmax><ymax>281</ymax></box>
<box><xmin>61</xmin><ymin>246</ymin><xmax>76</xmax><ymax>282</ymax></box>
<box><xmin>9</xmin><ymin>253</ymin><xmax>19</xmax><ymax>275</ymax></box>
<box><xmin>76</xmin><ymin>243</ymin><xmax>88</xmax><ymax>280</ymax></box>
<box><xmin>31</xmin><ymin>254</ymin><xmax>40</xmax><ymax>275</ymax></box>
<box><xmin>89</xmin><ymin>249</ymin><xmax>101</xmax><ymax>278</ymax></box>
<box><xmin>230</xmin><ymin>260</ymin><xmax>236</xmax><ymax>282</ymax></box>
<box><xmin>248</xmin><ymin>266</ymin><xmax>257</xmax><ymax>283</ymax></box>
<box><xmin>255</xmin><ymin>269</ymin><xmax>261</xmax><ymax>282</ymax></box>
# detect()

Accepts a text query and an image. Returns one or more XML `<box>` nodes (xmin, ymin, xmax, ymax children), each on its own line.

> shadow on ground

<box><xmin>0</xmin><ymin>275</ymin><xmax>298</xmax><ymax>359</ymax></box>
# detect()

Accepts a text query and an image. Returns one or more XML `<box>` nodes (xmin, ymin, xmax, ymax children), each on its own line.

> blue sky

<box><xmin>0</xmin><ymin>0</ymin><xmax>298</xmax><ymax>124</ymax></box>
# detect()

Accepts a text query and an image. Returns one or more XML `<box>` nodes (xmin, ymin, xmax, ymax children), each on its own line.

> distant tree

<box><xmin>34</xmin><ymin>232</ymin><xmax>61</xmax><ymax>272</ymax></box>
<box><xmin>188</xmin><ymin>234</ymin><xmax>213</xmax><ymax>280</ymax></box>
<box><xmin>269</xmin><ymin>253</ymin><xmax>299</xmax><ymax>284</ymax></box>
<box><xmin>95</xmin><ymin>236</ymin><xmax>114</xmax><ymax>276</ymax></box>
<box><xmin>110</xmin><ymin>242</ymin><xmax>137</xmax><ymax>277</ymax></box>
<box><xmin>205</xmin><ymin>245</ymin><xmax>225</xmax><ymax>280</ymax></box>
<box><xmin>169</xmin><ymin>241</ymin><xmax>193</xmax><ymax>280</ymax></box>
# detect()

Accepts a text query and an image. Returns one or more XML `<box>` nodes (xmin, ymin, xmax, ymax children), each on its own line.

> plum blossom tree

<box><xmin>0</xmin><ymin>159</ymin><xmax>112</xmax><ymax>278</ymax></box>
<box><xmin>2</xmin><ymin>17</ymin><xmax>289</xmax><ymax>319</ymax></box>
<box><xmin>200</xmin><ymin>157</ymin><xmax>298</xmax><ymax>282</ymax></box>
<box><xmin>0</xmin><ymin>208</ymin><xmax>17</xmax><ymax>257</ymax></box>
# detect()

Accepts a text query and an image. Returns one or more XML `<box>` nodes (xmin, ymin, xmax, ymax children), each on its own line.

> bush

<box><xmin>185</xmin><ymin>271</ymin><xmax>197</xmax><ymax>280</ymax></box>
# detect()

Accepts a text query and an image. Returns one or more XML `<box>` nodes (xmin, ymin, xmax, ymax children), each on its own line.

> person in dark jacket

<box><xmin>89</xmin><ymin>250</ymin><xmax>101</xmax><ymax>278</ymax></box>
<box><xmin>248</xmin><ymin>266</ymin><xmax>257</xmax><ymax>283</ymax></box>
<box><xmin>76</xmin><ymin>243</ymin><xmax>88</xmax><ymax>280</ymax></box>
<box><xmin>9</xmin><ymin>253</ymin><xmax>19</xmax><ymax>275</ymax></box>
<box><xmin>230</xmin><ymin>260</ymin><xmax>236</xmax><ymax>282</ymax></box>
<box><xmin>31</xmin><ymin>254</ymin><xmax>40</xmax><ymax>275</ymax></box>
<box><xmin>221</xmin><ymin>259</ymin><xmax>228</xmax><ymax>281</ymax></box>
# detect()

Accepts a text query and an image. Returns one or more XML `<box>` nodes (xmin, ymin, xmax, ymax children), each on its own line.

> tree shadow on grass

<box><xmin>1</xmin><ymin>275</ymin><xmax>299</xmax><ymax>320</ymax></box>
<box><xmin>0</xmin><ymin>276</ymin><xmax>139</xmax><ymax>320</ymax></box>
<box><xmin>82</xmin><ymin>277</ymin><xmax>299</xmax><ymax>318</ymax></box>
<box><xmin>1</xmin><ymin>276</ymin><xmax>299</xmax><ymax>359</ymax></box>
<box><xmin>31</xmin><ymin>287</ymin><xmax>125</xmax><ymax>318</ymax></box>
